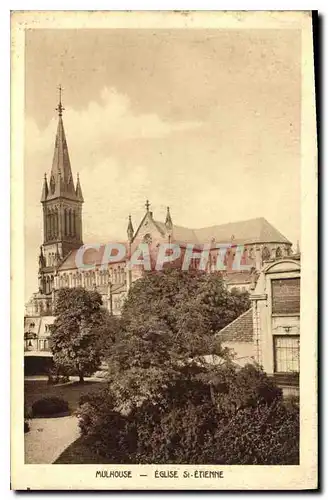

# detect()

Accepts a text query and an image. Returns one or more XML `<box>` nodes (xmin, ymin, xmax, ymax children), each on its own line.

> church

<box><xmin>24</xmin><ymin>95</ymin><xmax>295</xmax><ymax>362</ymax></box>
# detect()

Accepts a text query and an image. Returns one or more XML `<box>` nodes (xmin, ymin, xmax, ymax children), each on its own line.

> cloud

<box><xmin>24</xmin><ymin>87</ymin><xmax>203</xmax><ymax>300</ymax></box>
<box><xmin>25</xmin><ymin>86</ymin><xmax>202</xmax><ymax>158</ymax></box>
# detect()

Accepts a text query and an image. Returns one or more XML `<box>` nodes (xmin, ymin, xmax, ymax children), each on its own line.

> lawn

<box><xmin>25</xmin><ymin>378</ymin><xmax>106</xmax><ymax>464</ymax></box>
<box><xmin>25</xmin><ymin>378</ymin><xmax>105</xmax><ymax>414</ymax></box>
<box><xmin>55</xmin><ymin>436</ymin><xmax>112</xmax><ymax>464</ymax></box>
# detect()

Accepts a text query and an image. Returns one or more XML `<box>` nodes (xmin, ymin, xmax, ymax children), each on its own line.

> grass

<box><xmin>25</xmin><ymin>378</ymin><xmax>107</xmax><ymax>464</ymax></box>
<box><xmin>54</xmin><ymin>436</ymin><xmax>112</xmax><ymax>464</ymax></box>
<box><xmin>25</xmin><ymin>378</ymin><xmax>105</xmax><ymax>415</ymax></box>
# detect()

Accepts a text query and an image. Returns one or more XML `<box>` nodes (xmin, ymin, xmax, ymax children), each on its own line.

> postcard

<box><xmin>11</xmin><ymin>10</ymin><xmax>317</xmax><ymax>490</ymax></box>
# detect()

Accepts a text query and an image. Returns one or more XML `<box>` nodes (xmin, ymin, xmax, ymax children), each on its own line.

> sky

<box><xmin>25</xmin><ymin>28</ymin><xmax>301</xmax><ymax>301</ymax></box>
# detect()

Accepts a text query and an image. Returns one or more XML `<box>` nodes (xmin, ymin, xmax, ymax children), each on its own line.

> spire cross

<box><xmin>145</xmin><ymin>199</ymin><xmax>150</xmax><ymax>212</ymax></box>
<box><xmin>56</xmin><ymin>84</ymin><xmax>65</xmax><ymax>117</ymax></box>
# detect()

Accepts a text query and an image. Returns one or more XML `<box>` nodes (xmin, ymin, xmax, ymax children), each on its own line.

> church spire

<box><xmin>47</xmin><ymin>86</ymin><xmax>76</xmax><ymax>200</ymax></box>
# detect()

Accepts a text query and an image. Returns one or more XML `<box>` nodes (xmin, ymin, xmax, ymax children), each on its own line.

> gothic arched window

<box><xmin>51</xmin><ymin>210</ymin><xmax>54</xmax><ymax>239</ymax></box>
<box><xmin>48</xmin><ymin>210</ymin><xmax>52</xmax><ymax>240</ymax></box>
<box><xmin>66</xmin><ymin>209</ymin><xmax>70</xmax><ymax>236</ymax></box>
<box><xmin>74</xmin><ymin>211</ymin><xmax>78</xmax><ymax>239</ymax></box>
<box><xmin>64</xmin><ymin>209</ymin><xmax>67</xmax><ymax>236</ymax></box>
<box><xmin>262</xmin><ymin>246</ymin><xmax>271</xmax><ymax>262</ymax></box>
<box><xmin>68</xmin><ymin>210</ymin><xmax>72</xmax><ymax>236</ymax></box>
<box><xmin>72</xmin><ymin>210</ymin><xmax>76</xmax><ymax>236</ymax></box>
<box><xmin>54</xmin><ymin>208</ymin><xmax>58</xmax><ymax>238</ymax></box>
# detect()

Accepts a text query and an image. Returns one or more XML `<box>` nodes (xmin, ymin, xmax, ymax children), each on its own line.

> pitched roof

<box><xmin>46</xmin><ymin>115</ymin><xmax>78</xmax><ymax>201</ymax></box>
<box><xmin>59</xmin><ymin>244</ymin><xmax>127</xmax><ymax>271</ymax></box>
<box><xmin>217</xmin><ymin>308</ymin><xmax>254</xmax><ymax>343</ymax></box>
<box><xmin>170</xmin><ymin>224</ymin><xmax>199</xmax><ymax>244</ymax></box>
<box><xmin>132</xmin><ymin>210</ymin><xmax>290</xmax><ymax>247</ymax></box>
<box><xmin>153</xmin><ymin>217</ymin><xmax>290</xmax><ymax>246</ymax></box>
<box><xmin>194</xmin><ymin>217</ymin><xmax>291</xmax><ymax>245</ymax></box>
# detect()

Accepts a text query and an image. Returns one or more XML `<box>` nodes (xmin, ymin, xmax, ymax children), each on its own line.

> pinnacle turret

<box><xmin>40</xmin><ymin>173</ymin><xmax>49</xmax><ymax>202</ymax></box>
<box><xmin>75</xmin><ymin>173</ymin><xmax>84</xmax><ymax>202</ymax></box>
<box><xmin>165</xmin><ymin>206</ymin><xmax>173</xmax><ymax>232</ymax></box>
<box><xmin>127</xmin><ymin>215</ymin><xmax>134</xmax><ymax>242</ymax></box>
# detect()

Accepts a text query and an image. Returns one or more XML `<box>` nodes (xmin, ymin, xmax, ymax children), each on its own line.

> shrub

<box><xmin>77</xmin><ymin>391</ymin><xmax>134</xmax><ymax>462</ymax></box>
<box><xmin>47</xmin><ymin>374</ymin><xmax>70</xmax><ymax>385</ymax></box>
<box><xmin>212</xmin><ymin>399</ymin><xmax>299</xmax><ymax>465</ymax></box>
<box><xmin>76</xmin><ymin>365</ymin><xmax>299</xmax><ymax>464</ymax></box>
<box><xmin>24</xmin><ymin>403</ymin><xmax>32</xmax><ymax>433</ymax></box>
<box><xmin>32</xmin><ymin>396</ymin><xmax>69</xmax><ymax>417</ymax></box>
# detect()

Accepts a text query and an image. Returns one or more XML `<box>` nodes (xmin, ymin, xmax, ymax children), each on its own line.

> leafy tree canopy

<box><xmin>106</xmin><ymin>269</ymin><xmax>250</xmax><ymax>409</ymax></box>
<box><xmin>50</xmin><ymin>287</ymin><xmax>114</xmax><ymax>382</ymax></box>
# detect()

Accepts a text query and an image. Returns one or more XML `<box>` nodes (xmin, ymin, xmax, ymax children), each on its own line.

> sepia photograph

<box><xmin>11</xmin><ymin>10</ymin><xmax>317</xmax><ymax>490</ymax></box>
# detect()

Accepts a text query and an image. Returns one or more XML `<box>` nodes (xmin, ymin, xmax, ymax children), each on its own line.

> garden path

<box><xmin>25</xmin><ymin>415</ymin><xmax>79</xmax><ymax>464</ymax></box>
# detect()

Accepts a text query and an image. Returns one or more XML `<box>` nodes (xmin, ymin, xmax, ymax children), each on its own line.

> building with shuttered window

<box><xmin>218</xmin><ymin>255</ymin><xmax>300</xmax><ymax>395</ymax></box>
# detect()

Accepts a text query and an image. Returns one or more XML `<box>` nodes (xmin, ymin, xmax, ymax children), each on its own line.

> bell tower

<box><xmin>38</xmin><ymin>86</ymin><xmax>84</xmax><ymax>295</ymax></box>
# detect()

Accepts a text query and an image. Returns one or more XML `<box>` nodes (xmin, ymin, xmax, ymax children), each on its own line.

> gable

<box><xmin>132</xmin><ymin>212</ymin><xmax>167</xmax><ymax>245</ymax></box>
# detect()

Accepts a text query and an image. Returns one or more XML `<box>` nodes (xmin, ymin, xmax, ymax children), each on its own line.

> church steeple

<box><xmin>47</xmin><ymin>85</ymin><xmax>77</xmax><ymax>201</ymax></box>
<box><xmin>39</xmin><ymin>87</ymin><xmax>84</xmax><ymax>289</ymax></box>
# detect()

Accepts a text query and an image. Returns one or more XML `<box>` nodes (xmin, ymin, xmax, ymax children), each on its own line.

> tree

<box><xmin>122</xmin><ymin>268</ymin><xmax>250</xmax><ymax>337</ymax></box>
<box><xmin>105</xmin><ymin>269</ymin><xmax>250</xmax><ymax>409</ymax></box>
<box><xmin>75</xmin><ymin>270</ymin><xmax>298</xmax><ymax>464</ymax></box>
<box><xmin>50</xmin><ymin>287</ymin><xmax>108</xmax><ymax>382</ymax></box>
<box><xmin>78</xmin><ymin>364</ymin><xmax>299</xmax><ymax>464</ymax></box>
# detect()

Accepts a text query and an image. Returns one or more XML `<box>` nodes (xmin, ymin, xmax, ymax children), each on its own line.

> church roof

<box><xmin>195</xmin><ymin>217</ymin><xmax>291</xmax><ymax>244</ymax></box>
<box><xmin>58</xmin><ymin>244</ymin><xmax>127</xmax><ymax>271</ymax></box>
<box><xmin>167</xmin><ymin>217</ymin><xmax>291</xmax><ymax>245</ymax></box>
<box><xmin>43</xmin><ymin>92</ymin><xmax>81</xmax><ymax>202</ymax></box>
<box><xmin>217</xmin><ymin>308</ymin><xmax>254</xmax><ymax>343</ymax></box>
<box><xmin>46</xmin><ymin>115</ymin><xmax>77</xmax><ymax>200</ymax></box>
